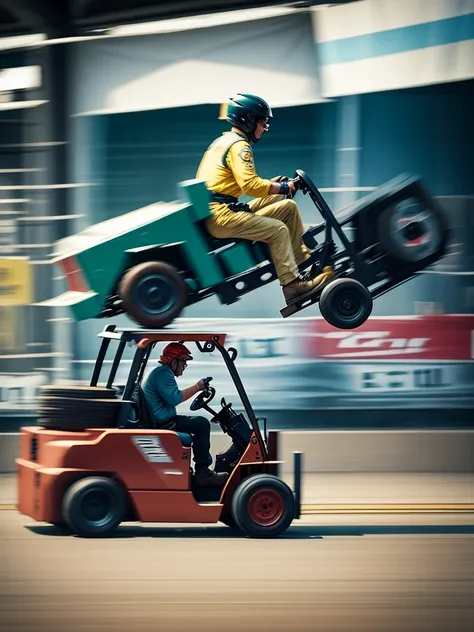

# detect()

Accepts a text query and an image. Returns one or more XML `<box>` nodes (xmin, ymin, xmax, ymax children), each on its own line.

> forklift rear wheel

<box><xmin>62</xmin><ymin>476</ymin><xmax>127</xmax><ymax>538</ymax></box>
<box><xmin>231</xmin><ymin>474</ymin><xmax>295</xmax><ymax>538</ymax></box>
<box><xmin>319</xmin><ymin>278</ymin><xmax>372</xmax><ymax>329</ymax></box>
<box><xmin>119</xmin><ymin>261</ymin><xmax>188</xmax><ymax>329</ymax></box>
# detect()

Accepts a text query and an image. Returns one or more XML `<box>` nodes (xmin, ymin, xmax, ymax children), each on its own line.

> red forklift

<box><xmin>16</xmin><ymin>325</ymin><xmax>302</xmax><ymax>538</ymax></box>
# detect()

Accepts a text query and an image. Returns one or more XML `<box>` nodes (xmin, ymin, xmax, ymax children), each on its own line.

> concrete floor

<box><xmin>0</xmin><ymin>510</ymin><xmax>473</xmax><ymax>632</ymax></box>
<box><xmin>1</xmin><ymin>472</ymin><xmax>473</xmax><ymax>632</ymax></box>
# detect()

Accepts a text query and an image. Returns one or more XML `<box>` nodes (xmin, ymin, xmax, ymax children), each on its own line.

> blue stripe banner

<box><xmin>318</xmin><ymin>13</ymin><xmax>474</xmax><ymax>65</ymax></box>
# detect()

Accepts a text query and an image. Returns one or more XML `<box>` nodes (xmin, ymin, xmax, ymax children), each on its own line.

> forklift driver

<box><xmin>143</xmin><ymin>342</ymin><xmax>229</xmax><ymax>488</ymax></box>
<box><xmin>195</xmin><ymin>92</ymin><xmax>334</xmax><ymax>304</ymax></box>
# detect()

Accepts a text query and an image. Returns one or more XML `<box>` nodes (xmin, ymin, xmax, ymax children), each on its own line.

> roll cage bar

<box><xmin>89</xmin><ymin>324</ymin><xmax>268</xmax><ymax>460</ymax></box>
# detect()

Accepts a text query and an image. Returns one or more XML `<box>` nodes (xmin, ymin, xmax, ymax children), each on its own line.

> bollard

<box><xmin>293</xmin><ymin>450</ymin><xmax>302</xmax><ymax>519</ymax></box>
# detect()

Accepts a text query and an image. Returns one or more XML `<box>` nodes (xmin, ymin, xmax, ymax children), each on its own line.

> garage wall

<box><xmin>69</xmin><ymin>79</ymin><xmax>473</xmax><ymax>325</ymax></box>
<box><xmin>76</xmin><ymin>79</ymin><xmax>474</xmax><ymax>216</ymax></box>
<box><xmin>359</xmin><ymin>81</ymin><xmax>474</xmax><ymax>196</ymax></box>
<box><xmin>82</xmin><ymin>101</ymin><xmax>337</xmax><ymax>222</ymax></box>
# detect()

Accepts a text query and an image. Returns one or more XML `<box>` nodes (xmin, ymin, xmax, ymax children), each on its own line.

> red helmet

<box><xmin>160</xmin><ymin>342</ymin><xmax>193</xmax><ymax>364</ymax></box>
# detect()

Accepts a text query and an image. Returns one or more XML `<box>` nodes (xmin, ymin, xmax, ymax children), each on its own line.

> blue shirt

<box><xmin>143</xmin><ymin>364</ymin><xmax>183</xmax><ymax>423</ymax></box>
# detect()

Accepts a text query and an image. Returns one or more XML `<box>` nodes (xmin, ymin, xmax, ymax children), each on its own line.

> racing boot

<box><xmin>194</xmin><ymin>465</ymin><xmax>229</xmax><ymax>487</ymax></box>
<box><xmin>282</xmin><ymin>266</ymin><xmax>334</xmax><ymax>304</ymax></box>
<box><xmin>299</xmin><ymin>262</ymin><xmax>319</xmax><ymax>281</ymax></box>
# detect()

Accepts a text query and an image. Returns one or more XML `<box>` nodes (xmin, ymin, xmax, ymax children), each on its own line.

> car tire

<box><xmin>62</xmin><ymin>477</ymin><xmax>127</xmax><ymax>537</ymax></box>
<box><xmin>38</xmin><ymin>396</ymin><xmax>119</xmax><ymax>411</ymax></box>
<box><xmin>37</xmin><ymin>398</ymin><xmax>122</xmax><ymax>431</ymax></box>
<box><xmin>319</xmin><ymin>278</ymin><xmax>373</xmax><ymax>329</ymax></box>
<box><xmin>231</xmin><ymin>474</ymin><xmax>295</xmax><ymax>538</ymax></box>
<box><xmin>119</xmin><ymin>261</ymin><xmax>188</xmax><ymax>329</ymax></box>
<box><xmin>39</xmin><ymin>385</ymin><xmax>117</xmax><ymax>400</ymax></box>
<box><xmin>377</xmin><ymin>199</ymin><xmax>448</xmax><ymax>265</ymax></box>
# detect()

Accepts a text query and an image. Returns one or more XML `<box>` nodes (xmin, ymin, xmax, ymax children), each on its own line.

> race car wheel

<box><xmin>377</xmin><ymin>198</ymin><xmax>447</xmax><ymax>264</ymax></box>
<box><xmin>62</xmin><ymin>476</ymin><xmax>127</xmax><ymax>537</ymax></box>
<box><xmin>231</xmin><ymin>474</ymin><xmax>295</xmax><ymax>538</ymax></box>
<box><xmin>319</xmin><ymin>278</ymin><xmax>372</xmax><ymax>329</ymax></box>
<box><xmin>119</xmin><ymin>261</ymin><xmax>188</xmax><ymax>329</ymax></box>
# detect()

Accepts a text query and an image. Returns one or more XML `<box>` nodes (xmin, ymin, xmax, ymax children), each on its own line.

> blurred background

<box><xmin>0</xmin><ymin>0</ymin><xmax>473</xmax><ymax>430</ymax></box>
<box><xmin>1</xmin><ymin>4</ymin><xmax>473</xmax><ymax>632</ymax></box>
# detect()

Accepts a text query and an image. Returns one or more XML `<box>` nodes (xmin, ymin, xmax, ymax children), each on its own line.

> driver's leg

<box><xmin>248</xmin><ymin>196</ymin><xmax>311</xmax><ymax>267</ymax></box>
<box><xmin>207</xmin><ymin>208</ymin><xmax>300</xmax><ymax>286</ymax></box>
<box><xmin>207</xmin><ymin>209</ymin><xmax>333</xmax><ymax>302</ymax></box>
<box><xmin>172</xmin><ymin>415</ymin><xmax>228</xmax><ymax>487</ymax></box>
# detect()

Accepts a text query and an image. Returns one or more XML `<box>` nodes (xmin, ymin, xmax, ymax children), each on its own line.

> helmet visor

<box><xmin>256</xmin><ymin>116</ymin><xmax>270</xmax><ymax>131</ymax></box>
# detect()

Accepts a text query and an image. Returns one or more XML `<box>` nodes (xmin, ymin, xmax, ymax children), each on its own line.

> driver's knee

<box><xmin>280</xmin><ymin>199</ymin><xmax>300</xmax><ymax>218</ymax></box>
<box><xmin>192</xmin><ymin>415</ymin><xmax>210</xmax><ymax>435</ymax></box>
<box><xmin>268</xmin><ymin>221</ymin><xmax>290</xmax><ymax>245</ymax></box>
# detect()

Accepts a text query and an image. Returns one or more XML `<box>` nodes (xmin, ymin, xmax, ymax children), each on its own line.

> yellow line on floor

<box><xmin>2</xmin><ymin>503</ymin><xmax>474</xmax><ymax>514</ymax></box>
<box><xmin>302</xmin><ymin>504</ymin><xmax>474</xmax><ymax>514</ymax></box>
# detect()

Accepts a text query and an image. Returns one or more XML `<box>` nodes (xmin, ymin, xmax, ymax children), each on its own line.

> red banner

<box><xmin>303</xmin><ymin>315</ymin><xmax>474</xmax><ymax>361</ymax></box>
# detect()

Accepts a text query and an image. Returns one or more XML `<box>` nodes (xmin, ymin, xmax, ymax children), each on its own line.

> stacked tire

<box><xmin>37</xmin><ymin>385</ymin><xmax>121</xmax><ymax>431</ymax></box>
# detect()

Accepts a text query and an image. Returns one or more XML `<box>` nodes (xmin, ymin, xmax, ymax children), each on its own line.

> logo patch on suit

<box><xmin>239</xmin><ymin>147</ymin><xmax>253</xmax><ymax>163</ymax></box>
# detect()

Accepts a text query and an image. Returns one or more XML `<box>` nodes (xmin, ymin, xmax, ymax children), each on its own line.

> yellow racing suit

<box><xmin>196</xmin><ymin>130</ymin><xmax>310</xmax><ymax>286</ymax></box>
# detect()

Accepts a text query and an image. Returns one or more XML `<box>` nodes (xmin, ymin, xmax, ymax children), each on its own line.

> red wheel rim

<box><xmin>248</xmin><ymin>488</ymin><xmax>285</xmax><ymax>526</ymax></box>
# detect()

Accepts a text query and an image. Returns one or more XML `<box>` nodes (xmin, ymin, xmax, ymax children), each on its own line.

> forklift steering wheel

<box><xmin>190</xmin><ymin>386</ymin><xmax>216</xmax><ymax>411</ymax></box>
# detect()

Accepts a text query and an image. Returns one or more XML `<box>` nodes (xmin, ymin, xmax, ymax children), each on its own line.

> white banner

<box><xmin>70</xmin><ymin>12</ymin><xmax>324</xmax><ymax>117</ymax></box>
<box><xmin>312</xmin><ymin>0</ymin><xmax>474</xmax><ymax>96</ymax></box>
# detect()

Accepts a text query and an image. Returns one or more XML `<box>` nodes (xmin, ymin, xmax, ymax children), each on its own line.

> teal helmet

<box><xmin>225</xmin><ymin>93</ymin><xmax>273</xmax><ymax>143</ymax></box>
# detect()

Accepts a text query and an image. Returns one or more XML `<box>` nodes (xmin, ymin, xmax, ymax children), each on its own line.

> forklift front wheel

<box><xmin>319</xmin><ymin>278</ymin><xmax>373</xmax><ymax>329</ymax></box>
<box><xmin>231</xmin><ymin>474</ymin><xmax>295</xmax><ymax>538</ymax></box>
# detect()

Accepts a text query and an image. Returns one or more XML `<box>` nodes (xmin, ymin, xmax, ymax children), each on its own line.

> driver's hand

<box><xmin>197</xmin><ymin>379</ymin><xmax>207</xmax><ymax>391</ymax></box>
<box><xmin>287</xmin><ymin>179</ymin><xmax>296</xmax><ymax>198</ymax></box>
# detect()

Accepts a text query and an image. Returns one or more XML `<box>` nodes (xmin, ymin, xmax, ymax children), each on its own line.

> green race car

<box><xmin>42</xmin><ymin>171</ymin><xmax>448</xmax><ymax>330</ymax></box>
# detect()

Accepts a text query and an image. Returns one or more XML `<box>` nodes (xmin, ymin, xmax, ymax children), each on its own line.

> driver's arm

<box><xmin>176</xmin><ymin>378</ymin><xmax>207</xmax><ymax>404</ymax></box>
<box><xmin>154</xmin><ymin>372</ymin><xmax>206</xmax><ymax>406</ymax></box>
<box><xmin>226</xmin><ymin>141</ymin><xmax>292</xmax><ymax>198</ymax></box>
<box><xmin>180</xmin><ymin>383</ymin><xmax>202</xmax><ymax>403</ymax></box>
<box><xmin>226</xmin><ymin>141</ymin><xmax>272</xmax><ymax>198</ymax></box>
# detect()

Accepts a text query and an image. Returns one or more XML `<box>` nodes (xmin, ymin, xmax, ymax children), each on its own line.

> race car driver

<box><xmin>195</xmin><ymin>93</ymin><xmax>334</xmax><ymax>303</ymax></box>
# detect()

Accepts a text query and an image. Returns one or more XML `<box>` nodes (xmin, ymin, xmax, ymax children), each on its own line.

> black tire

<box><xmin>38</xmin><ymin>396</ymin><xmax>119</xmax><ymax>411</ymax></box>
<box><xmin>39</xmin><ymin>385</ymin><xmax>117</xmax><ymax>400</ymax></box>
<box><xmin>37</xmin><ymin>398</ymin><xmax>121</xmax><ymax>431</ymax></box>
<box><xmin>319</xmin><ymin>278</ymin><xmax>372</xmax><ymax>329</ymax></box>
<box><xmin>119</xmin><ymin>261</ymin><xmax>188</xmax><ymax>329</ymax></box>
<box><xmin>38</xmin><ymin>419</ymin><xmax>116</xmax><ymax>431</ymax></box>
<box><xmin>377</xmin><ymin>198</ymin><xmax>448</xmax><ymax>264</ymax></box>
<box><xmin>219</xmin><ymin>513</ymin><xmax>238</xmax><ymax>529</ymax></box>
<box><xmin>62</xmin><ymin>477</ymin><xmax>127</xmax><ymax>537</ymax></box>
<box><xmin>231</xmin><ymin>474</ymin><xmax>295</xmax><ymax>538</ymax></box>
<box><xmin>50</xmin><ymin>520</ymin><xmax>68</xmax><ymax>530</ymax></box>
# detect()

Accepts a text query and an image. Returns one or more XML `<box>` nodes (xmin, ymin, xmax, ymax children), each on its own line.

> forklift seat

<box><xmin>131</xmin><ymin>386</ymin><xmax>193</xmax><ymax>447</ymax></box>
<box><xmin>176</xmin><ymin>432</ymin><xmax>192</xmax><ymax>447</ymax></box>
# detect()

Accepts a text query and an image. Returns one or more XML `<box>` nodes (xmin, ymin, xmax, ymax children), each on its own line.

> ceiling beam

<box><xmin>0</xmin><ymin>0</ymin><xmax>72</xmax><ymax>37</ymax></box>
<box><xmin>73</xmin><ymin>0</ymin><xmax>321</xmax><ymax>29</ymax></box>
